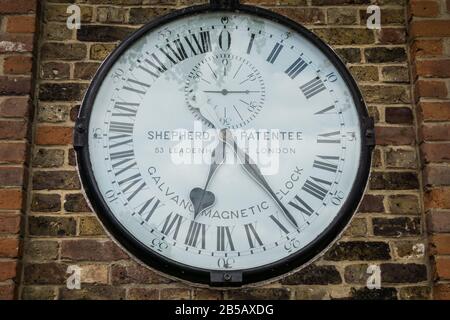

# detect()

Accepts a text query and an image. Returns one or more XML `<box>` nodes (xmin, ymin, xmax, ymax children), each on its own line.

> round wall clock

<box><xmin>74</xmin><ymin>0</ymin><xmax>375</xmax><ymax>286</ymax></box>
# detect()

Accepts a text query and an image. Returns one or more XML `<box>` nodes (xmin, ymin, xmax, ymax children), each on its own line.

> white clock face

<box><xmin>85</xmin><ymin>11</ymin><xmax>364</xmax><ymax>278</ymax></box>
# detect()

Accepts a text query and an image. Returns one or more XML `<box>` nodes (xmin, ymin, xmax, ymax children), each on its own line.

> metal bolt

<box><xmin>223</xmin><ymin>273</ymin><xmax>232</xmax><ymax>281</ymax></box>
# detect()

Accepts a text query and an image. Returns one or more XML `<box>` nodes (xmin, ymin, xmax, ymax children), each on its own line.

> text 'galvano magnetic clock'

<box><xmin>74</xmin><ymin>0</ymin><xmax>375</xmax><ymax>286</ymax></box>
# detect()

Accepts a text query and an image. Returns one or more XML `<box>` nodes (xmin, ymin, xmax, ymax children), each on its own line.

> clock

<box><xmin>74</xmin><ymin>0</ymin><xmax>374</xmax><ymax>286</ymax></box>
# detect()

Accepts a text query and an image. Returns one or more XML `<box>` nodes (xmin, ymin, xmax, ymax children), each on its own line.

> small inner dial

<box><xmin>185</xmin><ymin>53</ymin><xmax>265</xmax><ymax>129</ymax></box>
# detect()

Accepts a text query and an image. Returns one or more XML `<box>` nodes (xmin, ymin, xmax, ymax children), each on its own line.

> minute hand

<box><xmin>219</xmin><ymin>129</ymin><xmax>299</xmax><ymax>228</ymax></box>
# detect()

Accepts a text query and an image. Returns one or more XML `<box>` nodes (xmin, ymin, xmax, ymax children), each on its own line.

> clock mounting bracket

<box><xmin>210</xmin><ymin>270</ymin><xmax>243</xmax><ymax>287</ymax></box>
<box><xmin>210</xmin><ymin>0</ymin><xmax>240</xmax><ymax>9</ymax></box>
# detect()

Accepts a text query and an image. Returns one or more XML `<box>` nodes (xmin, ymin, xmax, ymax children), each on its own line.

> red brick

<box><xmin>421</xmin><ymin>143</ymin><xmax>450</xmax><ymax>163</ymax></box>
<box><xmin>6</xmin><ymin>15</ymin><xmax>36</xmax><ymax>33</ymax></box>
<box><xmin>0</xmin><ymin>238</ymin><xmax>19</xmax><ymax>258</ymax></box>
<box><xmin>435</xmin><ymin>283</ymin><xmax>450</xmax><ymax>299</ymax></box>
<box><xmin>410</xmin><ymin>0</ymin><xmax>440</xmax><ymax>17</ymax></box>
<box><xmin>35</xmin><ymin>126</ymin><xmax>73</xmax><ymax>145</ymax></box>
<box><xmin>419</xmin><ymin>102</ymin><xmax>450</xmax><ymax>122</ymax></box>
<box><xmin>0</xmin><ymin>215</ymin><xmax>21</xmax><ymax>234</ymax></box>
<box><xmin>415</xmin><ymin>80</ymin><xmax>448</xmax><ymax>100</ymax></box>
<box><xmin>410</xmin><ymin>20</ymin><xmax>450</xmax><ymax>37</ymax></box>
<box><xmin>377</xmin><ymin>28</ymin><xmax>406</xmax><ymax>45</ymax></box>
<box><xmin>427</xmin><ymin>210</ymin><xmax>450</xmax><ymax>232</ymax></box>
<box><xmin>0</xmin><ymin>34</ymin><xmax>34</xmax><ymax>53</ymax></box>
<box><xmin>421</xmin><ymin>124</ymin><xmax>450</xmax><ymax>142</ymax></box>
<box><xmin>0</xmin><ymin>120</ymin><xmax>28</xmax><ymax>140</ymax></box>
<box><xmin>423</xmin><ymin>166</ymin><xmax>450</xmax><ymax>186</ymax></box>
<box><xmin>0</xmin><ymin>189</ymin><xmax>23</xmax><ymax>210</ymax></box>
<box><xmin>425</xmin><ymin>189</ymin><xmax>450</xmax><ymax>210</ymax></box>
<box><xmin>410</xmin><ymin>40</ymin><xmax>443</xmax><ymax>59</ymax></box>
<box><xmin>0</xmin><ymin>283</ymin><xmax>14</xmax><ymax>300</ymax></box>
<box><xmin>0</xmin><ymin>0</ymin><xmax>36</xmax><ymax>14</ymax></box>
<box><xmin>430</xmin><ymin>234</ymin><xmax>450</xmax><ymax>255</ymax></box>
<box><xmin>416</xmin><ymin>59</ymin><xmax>450</xmax><ymax>78</ymax></box>
<box><xmin>3</xmin><ymin>56</ymin><xmax>33</xmax><ymax>75</ymax></box>
<box><xmin>0</xmin><ymin>76</ymin><xmax>31</xmax><ymax>95</ymax></box>
<box><xmin>0</xmin><ymin>261</ymin><xmax>17</xmax><ymax>281</ymax></box>
<box><xmin>436</xmin><ymin>257</ymin><xmax>450</xmax><ymax>280</ymax></box>
<box><xmin>61</xmin><ymin>240</ymin><xmax>128</xmax><ymax>261</ymax></box>
<box><xmin>375</xmin><ymin>126</ymin><xmax>415</xmax><ymax>146</ymax></box>
<box><xmin>0</xmin><ymin>97</ymin><xmax>30</xmax><ymax>118</ymax></box>
<box><xmin>0</xmin><ymin>166</ymin><xmax>25</xmax><ymax>187</ymax></box>
<box><xmin>0</xmin><ymin>143</ymin><xmax>27</xmax><ymax>164</ymax></box>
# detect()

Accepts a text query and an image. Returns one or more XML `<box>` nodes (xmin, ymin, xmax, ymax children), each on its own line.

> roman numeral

<box><xmin>247</xmin><ymin>33</ymin><xmax>255</xmax><ymax>54</ymax></box>
<box><xmin>110</xmin><ymin>149</ymin><xmax>135</xmax><ymax>174</ymax></box>
<box><xmin>267</xmin><ymin>42</ymin><xmax>283</xmax><ymax>64</ymax></box>
<box><xmin>184</xmin><ymin>31</ymin><xmax>211</xmax><ymax>55</ymax></box>
<box><xmin>285</xmin><ymin>56</ymin><xmax>308</xmax><ymax>79</ymax></box>
<box><xmin>289</xmin><ymin>195</ymin><xmax>314</xmax><ymax>217</ymax></box>
<box><xmin>300</xmin><ymin>77</ymin><xmax>326</xmax><ymax>99</ymax></box>
<box><xmin>109</xmin><ymin>121</ymin><xmax>133</xmax><ymax>134</ymax></box>
<box><xmin>138</xmin><ymin>53</ymin><xmax>167</xmax><ymax>79</ymax></box>
<box><xmin>112</xmin><ymin>101</ymin><xmax>139</xmax><ymax>118</ymax></box>
<box><xmin>315</xmin><ymin>105</ymin><xmax>336</xmax><ymax>115</ymax></box>
<box><xmin>184</xmin><ymin>221</ymin><xmax>206</xmax><ymax>249</ymax></box>
<box><xmin>118</xmin><ymin>173</ymin><xmax>146</xmax><ymax>201</ymax></box>
<box><xmin>269</xmin><ymin>215</ymin><xmax>289</xmax><ymax>234</ymax></box>
<box><xmin>136</xmin><ymin>196</ymin><xmax>162</xmax><ymax>223</ymax></box>
<box><xmin>217</xmin><ymin>226</ymin><xmax>235</xmax><ymax>251</ymax></box>
<box><xmin>244</xmin><ymin>223</ymin><xmax>263</xmax><ymax>249</ymax></box>
<box><xmin>317</xmin><ymin>131</ymin><xmax>341</xmax><ymax>144</ymax></box>
<box><xmin>122</xmin><ymin>78</ymin><xmax>150</xmax><ymax>95</ymax></box>
<box><xmin>313</xmin><ymin>155</ymin><xmax>339</xmax><ymax>173</ymax></box>
<box><xmin>160</xmin><ymin>39</ymin><xmax>189</xmax><ymax>65</ymax></box>
<box><xmin>109</xmin><ymin>121</ymin><xmax>133</xmax><ymax>149</ymax></box>
<box><xmin>302</xmin><ymin>177</ymin><xmax>332</xmax><ymax>200</ymax></box>
<box><xmin>110</xmin><ymin>149</ymin><xmax>134</xmax><ymax>162</ymax></box>
<box><xmin>161</xmin><ymin>212</ymin><xmax>183</xmax><ymax>240</ymax></box>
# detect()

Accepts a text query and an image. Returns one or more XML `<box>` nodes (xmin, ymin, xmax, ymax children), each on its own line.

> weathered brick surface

<box><xmin>9</xmin><ymin>0</ymin><xmax>435</xmax><ymax>301</ymax></box>
<box><xmin>0</xmin><ymin>0</ymin><xmax>38</xmax><ymax>299</ymax></box>
<box><xmin>408</xmin><ymin>0</ymin><xmax>450</xmax><ymax>300</ymax></box>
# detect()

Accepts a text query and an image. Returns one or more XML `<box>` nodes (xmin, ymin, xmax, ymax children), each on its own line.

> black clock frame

<box><xmin>74</xmin><ymin>0</ymin><xmax>375</xmax><ymax>287</ymax></box>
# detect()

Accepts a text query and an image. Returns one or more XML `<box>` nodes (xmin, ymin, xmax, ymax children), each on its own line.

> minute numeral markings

<box><xmin>161</xmin><ymin>213</ymin><xmax>183</xmax><ymax>240</ymax></box>
<box><xmin>184</xmin><ymin>221</ymin><xmax>206</xmax><ymax>249</ymax></box>
<box><xmin>314</xmin><ymin>105</ymin><xmax>336</xmax><ymax>115</ymax></box>
<box><xmin>109</xmin><ymin>121</ymin><xmax>134</xmax><ymax>149</ymax></box>
<box><xmin>300</xmin><ymin>77</ymin><xmax>326</xmax><ymax>99</ymax></box>
<box><xmin>159</xmin><ymin>39</ymin><xmax>189</xmax><ymax>65</ymax></box>
<box><xmin>217</xmin><ymin>226</ymin><xmax>235</xmax><ymax>251</ymax></box>
<box><xmin>139</xmin><ymin>53</ymin><xmax>168</xmax><ymax>79</ymax></box>
<box><xmin>244</xmin><ymin>223</ymin><xmax>263</xmax><ymax>249</ymax></box>
<box><xmin>136</xmin><ymin>196</ymin><xmax>162</xmax><ymax>223</ymax></box>
<box><xmin>317</xmin><ymin>131</ymin><xmax>341</xmax><ymax>144</ymax></box>
<box><xmin>269</xmin><ymin>215</ymin><xmax>289</xmax><ymax>234</ymax></box>
<box><xmin>184</xmin><ymin>31</ymin><xmax>212</xmax><ymax>55</ymax></box>
<box><xmin>122</xmin><ymin>78</ymin><xmax>150</xmax><ymax>95</ymax></box>
<box><xmin>313</xmin><ymin>155</ymin><xmax>339</xmax><ymax>173</ymax></box>
<box><xmin>267</xmin><ymin>42</ymin><xmax>283</xmax><ymax>64</ymax></box>
<box><xmin>302</xmin><ymin>177</ymin><xmax>332</xmax><ymax>201</ymax></box>
<box><xmin>112</xmin><ymin>101</ymin><xmax>138</xmax><ymax>117</ymax></box>
<box><xmin>118</xmin><ymin>173</ymin><xmax>146</xmax><ymax>201</ymax></box>
<box><xmin>289</xmin><ymin>196</ymin><xmax>314</xmax><ymax>217</ymax></box>
<box><xmin>285</xmin><ymin>56</ymin><xmax>308</xmax><ymax>79</ymax></box>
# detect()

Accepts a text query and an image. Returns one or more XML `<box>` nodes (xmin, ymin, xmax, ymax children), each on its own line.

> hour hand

<box><xmin>190</xmin><ymin>139</ymin><xmax>226</xmax><ymax>218</ymax></box>
<box><xmin>219</xmin><ymin>129</ymin><xmax>299</xmax><ymax>229</ymax></box>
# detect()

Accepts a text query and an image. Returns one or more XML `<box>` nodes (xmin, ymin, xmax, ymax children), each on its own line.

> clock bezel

<box><xmin>74</xmin><ymin>3</ymin><xmax>374</xmax><ymax>287</ymax></box>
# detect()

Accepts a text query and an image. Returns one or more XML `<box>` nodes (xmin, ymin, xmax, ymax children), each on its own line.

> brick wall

<box><xmin>0</xmin><ymin>0</ymin><xmax>38</xmax><ymax>300</ymax></box>
<box><xmin>408</xmin><ymin>0</ymin><xmax>450</xmax><ymax>300</ymax></box>
<box><xmin>0</xmin><ymin>0</ymin><xmax>444</xmax><ymax>300</ymax></box>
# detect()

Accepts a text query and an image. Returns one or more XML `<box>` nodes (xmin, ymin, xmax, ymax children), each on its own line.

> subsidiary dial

<box><xmin>185</xmin><ymin>54</ymin><xmax>265</xmax><ymax>129</ymax></box>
